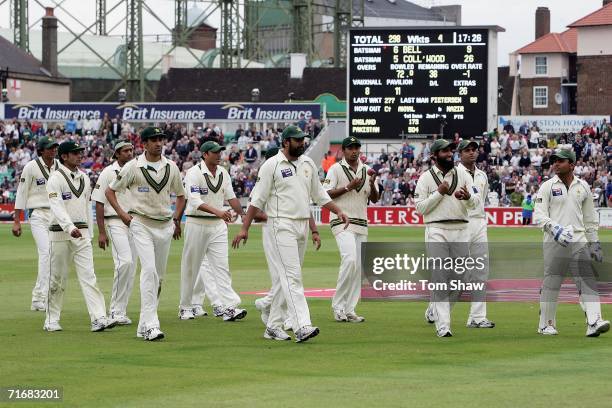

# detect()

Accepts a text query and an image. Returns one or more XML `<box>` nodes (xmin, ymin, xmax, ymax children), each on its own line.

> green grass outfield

<box><xmin>1</xmin><ymin>224</ymin><xmax>611</xmax><ymax>407</ymax></box>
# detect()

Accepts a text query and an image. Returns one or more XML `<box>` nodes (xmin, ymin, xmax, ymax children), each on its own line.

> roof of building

<box><xmin>515</xmin><ymin>28</ymin><xmax>577</xmax><ymax>54</ymax></box>
<box><xmin>568</xmin><ymin>2</ymin><xmax>612</xmax><ymax>27</ymax></box>
<box><xmin>360</xmin><ymin>0</ymin><xmax>446</xmax><ymax>21</ymax></box>
<box><xmin>0</xmin><ymin>35</ymin><xmax>68</xmax><ymax>82</ymax></box>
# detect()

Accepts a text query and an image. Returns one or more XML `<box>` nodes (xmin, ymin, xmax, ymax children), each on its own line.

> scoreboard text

<box><xmin>348</xmin><ymin>28</ymin><xmax>489</xmax><ymax>139</ymax></box>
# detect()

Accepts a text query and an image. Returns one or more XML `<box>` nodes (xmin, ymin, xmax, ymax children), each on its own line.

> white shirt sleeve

<box><xmin>533</xmin><ymin>183</ymin><xmax>552</xmax><ymax>231</ymax></box>
<box><xmin>414</xmin><ymin>175</ymin><xmax>443</xmax><ymax>215</ymax></box>
<box><xmin>250</xmin><ymin>160</ymin><xmax>273</xmax><ymax>211</ymax></box>
<box><xmin>14</xmin><ymin>164</ymin><xmax>31</xmax><ymax>210</ymax></box>
<box><xmin>185</xmin><ymin>170</ymin><xmax>205</xmax><ymax>210</ymax></box>
<box><xmin>581</xmin><ymin>181</ymin><xmax>599</xmax><ymax>243</ymax></box>
<box><xmin>91</xmin><ymin>168</ymin><xmax>109</xmax><ymax>204</ymax></box>
<box><xmin>223</xmin><ymin>169</ymin><xmax>237</xmax><ymax>201</ymax></box>
<box><xmin>109</xmin><ymin>160</ymin><xmax>135</xmax><ymax>193</ymax></box>
<box><xmin>47</xmin><ymin>176</ymin><xmax>76</xmax><ymax>234</ymax></box>
<box><xmin>309</xmin><ymin>162</ymin><xmax>332</xmax><ymax>206</ymax></box>
<box><xmin>171</xmin><ymin>164</ymin><xmax>185</xmax><ymax>197</ymax></box>
<box><xmin>324</xmin><ymin>164</ymin><xmax>338</xmax><ymax>191</ymax></box>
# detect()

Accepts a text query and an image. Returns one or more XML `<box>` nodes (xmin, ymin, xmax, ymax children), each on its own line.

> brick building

<box><xmin>511</xmin><ymin>1</ymin><xmax>612</xmax><ymax>115</ymax></box>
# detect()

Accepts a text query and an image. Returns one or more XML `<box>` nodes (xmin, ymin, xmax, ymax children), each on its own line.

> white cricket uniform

<box><xmin>109</xmin><ymin>154</ymin><xmax>185</xmax><ymax>333</ymax></box>
<box><xmin>180</xmin><ymin>162</ymin><xmax>241</xmax><ymax>310</ymax></box>
<box><xmin>534</xmin><ymin>175</ymin><xmax>602</xmax><ymax>328</ymax></box>
<box><xmin>457</xmin><ymin>163</ymin><xmax>490</xmax><ymax>323</ymax></box>
<box><xmin>250</xmin><ymin>150</ymin><xmax>332</xmax><ymax>331</ymax></box>
<box><xmin>14</xmin><ymin>158</ymin><xmax>59</xmax><ymax>304</ymax></box>
<box><xmin>92</xmin><ymin>161</ymin><xmax>137</xmax><ymax>317</ymax></box>
<box><xmin>324</xmin><ymin>159</ymin><xmax>377</xmax><ymax>315</ymax></box>
<box><xmin>414</xmin><ymin>165</ymin><xmax>478</xmax><ymax>332</ymax></box>
<box><xmin>45</xmin><ymin>164</ymin><xmax>108</xmax><ymax>326</ymax></box>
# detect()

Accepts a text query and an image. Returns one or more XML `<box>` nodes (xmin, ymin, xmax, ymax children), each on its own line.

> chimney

<box><xmin>42</xmin><ymin>7</ymin><xmax>58</xmax><ymax>76</ymax></box>
<box><xmin>535</xmin><ymin>7</ymin><xmax>550</xmax><ymax>40</ymax></box>
<box><xmin>604</xmin><ymin>0</ymin><xmax>612</xmax><ymax>6</ymax></box>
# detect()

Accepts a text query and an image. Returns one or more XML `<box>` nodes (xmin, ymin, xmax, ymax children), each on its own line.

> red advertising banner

<box><xmin>320</xmin><ymin>207</ymin><xmax>524</xmax><ymax>226</ymax></box>
<box><xmin>0</xmin><ymin>204</ymin><xmax>22</xmax><ymax>221</ymax></box>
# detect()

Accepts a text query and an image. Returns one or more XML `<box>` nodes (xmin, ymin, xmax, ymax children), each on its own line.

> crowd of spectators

<box><xmin>323</xmin><ymin>121</ymin><xmax>612</xmax><ymax>208</ymax></box>
<box><xmin>1</xmin><ymin>115</ymin><xmax>610</xmax><ymax>210</ymax></box>
<box><xmin>0</xmin><ymin>114</ymin><xmax>321</xmax><ymax>203</ymax></box>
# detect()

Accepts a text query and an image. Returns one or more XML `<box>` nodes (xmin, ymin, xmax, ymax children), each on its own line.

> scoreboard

<box><xmin>348</xmin><ymin>27</ymin><xmax>499</xmax><ymax>139</ymax></box>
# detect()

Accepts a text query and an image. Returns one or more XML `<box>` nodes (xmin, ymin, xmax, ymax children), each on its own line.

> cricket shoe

<box><xmin>255</xmin><ymin>298</ymin><xmax>270</xmax><ymax>325</ymax></box>
<box><xmin>264</xmin><ymin>327</ymin><xmax>291</xmax><ymax>341</ymax></box>
<box><xmin>586</xmin><ymin>319</ymin><xmax>610</xmax><ymax>337</ymax></box>
<box><xmin>538</xmin><ymin>325</ymin><xmax>558</xmax><ymax>335</ymax></box>
<box><xmin>295</xmin><ymin>325</ymin><xmax>320</xmax><ymax>343</ymax></box>
<box><xmin>436</xmin><ymin>327</ymin><xmax>453</xmax><ymax>338</ymax></box>
<box><xmin>425</xmin><ymin>305</ymin><xmax>436</xmax><ymax>324</ymax></box>
<box><xmin>223</xmin><ymin>308</ymin><xmax>247</xmax><ymax>322</ymax></box>
<box><xmin>178</xmin><ymin>308</ymin><xmax>195</xmax><ymax>320</ymax></box>
<box><xmin>91</xmin><ymin>317</ymin><xmax>118</xmax><ymax>332</ymax></box>
<box><xmin>31</xmin><ymin>300</ymin><xmax>46</xmax><ymax>312</ymax></box>
<box><xmin>467</xmin><ymin>318</ymin><xmax>495</xmax><ymax>328</ymax></box>
<box><xmin>213</xmin><ymin>306</ymin><xmax>225</xmax><ymax>317</ymax></box>
<box><xmin>144</xmin><ymin>327</ymin><xmax>165</xmax><ymax>341</ymax></box>
<box><xmin>111</xmin><ymin>312</ymin><xmax>132</xmax><ymax>325</ymax></box>
<box><xmin>333</xmin><ymin>309</ymin><xmax>347</xmax><ymax>322</ymax></box>
<box><xmin>346</xmin><ymin>312</ymin><xmax>365</xmax><ymax>323</ymax></box>
<box><xmin>43</xmin><ymin>321</ymin><xmax>62</xmax><ymax>332</ymax></box>
<box><xmin>192</xmin><ymin>305</ymin><xmax>208</xmax><ymax>317</ymax></box>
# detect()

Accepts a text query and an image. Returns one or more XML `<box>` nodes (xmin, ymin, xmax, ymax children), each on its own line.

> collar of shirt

<box><xmin>550</xmin><ymin>175</ymin><xmax>581</xmax><ymax>189</ymax></box>
<box><xmin>199</xmin><ymin>160</ymin><xmax>222</xmax><ymax>179</ymax></box>
<box><xmin>111</xmin><ymin>160</ymin><xmax>123</xmax><ymax>171</ymax></box>
<box><xmin>431</xmin><ymin>164</ymin><xmax>454</xmax><ymax>179</ymax></box>
<box><xmin>58</xmin><ymin>163</ymin><xmax>82</xmax><ymax>180</ymax></box>
<box><xmin>136</xmin><ymin>153</ymin><xmax>168</xmax><ymax>169</ymax></box>
<box><xmin>457</xmin><ymin>162</ymin><xmax>483</xmax><ymax>178</ymax></box>
<box><xmin>38</xmin><ymin>157</ymin><xmax>59</xmax><ymax>171</ymax></box>
<box><xmin>340</xmin><ymin>158</ymin><xmax>364</xmax><ymax>174</ymax></box>
<box><xmin>276</xmin><ymin>149</ymin><xmax>306</xmax><ymax>167</ymax></box>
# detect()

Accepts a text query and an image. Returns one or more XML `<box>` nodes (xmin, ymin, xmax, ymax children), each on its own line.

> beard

<box><xmin>289</xmin><ymin>144</ymin><xmax>305</xmax><ymax>157</ymax></box>
<box><xmin>436</xmin><ymin>156</ymin><xmax>454</xmax><ymax>172</ymax></box>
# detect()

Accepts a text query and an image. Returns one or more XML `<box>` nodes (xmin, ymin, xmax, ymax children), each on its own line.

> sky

<box><xmin>0</xmin><ymin>0</ymin><xmax>607</xmax><ymax>66</ymax></box>
<box><xmin>414</xmin><ymin>0</ymin><xmax>607</xmax><ymax>65</ymax></box>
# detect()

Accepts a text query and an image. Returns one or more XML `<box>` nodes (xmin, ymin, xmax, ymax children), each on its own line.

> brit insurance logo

<box><xmin>221</xmin><ymin>103</ymin><xmax>314</xmax><ymax>121</ymax></box>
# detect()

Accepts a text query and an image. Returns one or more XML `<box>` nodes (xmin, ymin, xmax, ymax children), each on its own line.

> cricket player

<box><xmin>179</xmin><ymin>141</ymin><xmax>247</xmax><ymax>321</ymax></box>
<box><xmin>533</xmin><ymin>148</ymin><xmax>609</xmax><ymax>337</ymax></box>
<box><xmin>415</xmin><ymin>139</ymin><xmax>479</xmax><ymax>338</ymax></box>
<box><xmin>92</xmin><ymin>140</ymin><xmax>137</xmax><ymax>325</ymax></box>
<box><xmin>232</xmin><ymin>125</ymin><xmax>349</xmax><ymax>343</ymax></box>
<box><xmin>254</xmin><ymin>147</ymin><xmax>321</xmax><ymax>338</ymax></box>
<box><xmin>106</xmin><ymin>127</ymin><xmax>186</xmax><ymax>341</ymax></box>
<box><xmin>456</xmin><ymin>140</ymin><xmax>495</xmax><ymax>328</ymax></box>
<box><xmin>324</xmin><ymin>136</ymin><xmax>379</xmax><ymax>323</ymax></box>
<box><xmin>13</xmin><ymin>136</ymin><xmax>59</xmax><ymax>312</ymax></box>
<box><xmin>44</xmin><ymin>141</ymin><xmax>116</xmax><ymax>332</ymax></box>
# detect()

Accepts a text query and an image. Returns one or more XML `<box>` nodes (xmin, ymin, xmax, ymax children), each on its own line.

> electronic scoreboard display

<box><xmin>348</xmin><ymin>27</ymin><xmax>491</xmax><ymax>139</ymax></box>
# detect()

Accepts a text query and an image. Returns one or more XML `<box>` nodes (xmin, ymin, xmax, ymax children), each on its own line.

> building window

<box><xmin>533</xmin><ymin>86</ymin><xmax>548</xmax><ymax>108</ymax></box>
<box><xmin>535</xmin><ymin>56</ymin><xmax>548</xmax><ymax>75</ymax></box>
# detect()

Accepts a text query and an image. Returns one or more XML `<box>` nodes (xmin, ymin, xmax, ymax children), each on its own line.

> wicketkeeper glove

<box><xmin>589</xmin><ymin>241</ymin><xmax>603</xmax><ymax>263</ymax></box>
<box><xmin>549</xmin><ymin>224</ymin><xmax>574</xmax><ymax>247</ymax></box>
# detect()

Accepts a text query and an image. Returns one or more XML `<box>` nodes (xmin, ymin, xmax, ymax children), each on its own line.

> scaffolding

<box><xmin>3</xmin><ymin>0</ymin><xmax>364</xmax><ymax>100</ymax></box>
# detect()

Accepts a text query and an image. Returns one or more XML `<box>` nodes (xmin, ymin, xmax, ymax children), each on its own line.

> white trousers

<box><xmin>130</xmin><ymin>219</ymin><xmax>174</xmax><ymax>331</ymax></box>
<box><xmin>179</xmin><ymin>221</ymin><xmax>240</xmax><ymax>309</ymax></box>
<box><xmin>30</xmin><ymin>208</ymin><xmax>52</xmax><ymax>303</ymax></box>
<box><xmin>539</xmin><ymin>241</ymin><xmax>602</xmax><ymax>328</ymax></box>
<box><xmin>259</xmin><ymin>224</ymin><xmax>290</xmax><ymax>326</ymax></box>
<box><xmin>466</xmin><ymin>218</ymin><xmax>489</xmax><ymax>323</ymax></box>
<box><xmin>45</xmin><ymin>237</ymin><xmax>107</xmax><ymax>325</ymax></box>
<box><xmin>191</xmin><ymin>257</ymin><xmax>217</xmax><ymax>307</ymax></box>
<box><xmin>106</xmin><ymin>219</ymin><xmax>138</xmax><ymax>316</ymax></box>
<box><xmin>425</xmin><ymin>226</ymin><xmax>469</xmax><ymax>332</ymax></box>
<box><xmin>332</xmin><ymin>230</ymin><xmax>366</xmax><ymax>314</ymax></box>
<box><xmin>266</xmin><ymin>218</ymin><xmax>310</xmax><ymax>331</ymax></box>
